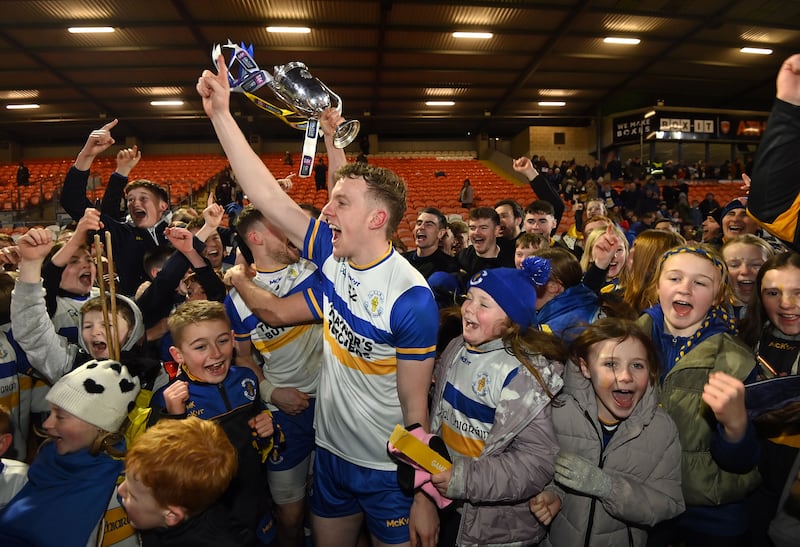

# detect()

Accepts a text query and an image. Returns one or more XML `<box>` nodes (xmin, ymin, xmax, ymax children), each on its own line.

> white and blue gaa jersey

<box><xmin>225</xmin><ymin>259</ymin><xmax>323</xmax><ymax>404</ymax></box>
<box><xmin>304</xmin><ymin>218</ymin><xmax>438</xmax><ymax>470</ymax></box>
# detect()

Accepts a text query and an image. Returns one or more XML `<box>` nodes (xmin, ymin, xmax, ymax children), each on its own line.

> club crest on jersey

<box><xmin>472</xmin><ymin>372</ymin><xmax>490</xmax><ymax>396</ymax></box>
<box><xmin>241</xmin><ymin>377</ymin><xmax>257</xmax><ymax>401</ymax></box>
<box><xmin>365</xmin><ymin>290</ymin><xmax>385</xmax><ymax>317</ymax></box>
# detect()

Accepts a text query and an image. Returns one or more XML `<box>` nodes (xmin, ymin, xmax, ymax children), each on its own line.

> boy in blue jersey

<box><xmin>198</xmin><ymin>56</ymin><xmax>440</xmax><ymax>546</ymax></box>
<box><xmin>150</xmin><ymin>300</ymin><xmax>275</xmax><ymax>546</ymax></box>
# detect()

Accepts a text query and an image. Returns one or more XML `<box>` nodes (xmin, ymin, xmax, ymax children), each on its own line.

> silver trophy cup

<box><xmin>269</xmin><ymin>62</ymin><xmax>360</xmax><ymax>149</ymax></box>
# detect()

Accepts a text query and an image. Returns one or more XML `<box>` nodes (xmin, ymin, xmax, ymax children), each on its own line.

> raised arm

<box><xmin>100</xmin><ymin>145</ymin><xmax>141</xmax><ymax>220</ymax></box>
<box><xmin>319</xmin><ymin>108</ymin><xmax>348</xmax><ymax>193</ymax></box>
<box><xmin>196</xmin><ymin>55</ymin><xmax>310</xmax><ymax>248</ymax></box>
<box><xmin>513</xmin><ymin>156</ymin><xmax>565</xmax><ymax>226</ymax></box>
<box><xmin>11</xmin><ymin>228</ymin><xmax>76</xmax><ymax>383</ymax></box>
<box><xmin>748</xmin><ymin>54</ymin><xmax>800</xmax><ymax>251</ymax></box>
<box><xmin>61</xmin><ymin>119</ymin><xmax>119</xmax><ymax>220</ymax></box>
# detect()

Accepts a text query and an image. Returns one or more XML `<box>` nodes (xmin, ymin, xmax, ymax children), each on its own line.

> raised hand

<box><xmin>512</xmin><ymin>156</ymin><xmax>538</xmax><ymax>179</ymax></box>
<box><xmin>741</xmin><ymin>173</ymin><xmax>751</xmax><ymax>195</ymax></box>
<box><xmin>196</xmin><ymin>54</ymin><xmax>232</xmax><ymax>119</ymax></box>
<box><xmin>590</xmin><ymin>223</ymin><xmax>620</xmax><ymax>270</ymax></box>
<box><xmin>319</xmin><ymin>107</ymin><xmax>345</xmax><ymax>139</ymax></box>
<box><xmin>77</xmin><ymin>119</ymin><xmax>119</xmax><ymax>168</ymax></box>
<box><xmin>75</xmin><ymin>208</ymin><xmax>103</xmax><ymax>236</ymax></box>
<box><xmin>16</xmin><ymin>228</ymin><xmax>55</xmax><ymax>262</ymax></box>
<box><xmin>165</xmin><ymin>226</ymin><xmax>195</xmax><ymax>255</ymax></box>
<box><xmin>702</xmin><ymin>371</ymin><xmax>748</xmax><ymax>443</ymax></box>
<box><xmin>115</xmin><ymin>145</ymin><xmax>141</xmax><ymax>177</ymax></box>
<box><xmin>777</xmin><ymin>53</ymin><xmax>800</xmax><ymax>106</ymax></box>
<box><xmin>202</xmin><ymin>199</ymin><xmax>225</xmax><ymax>230</ymax></box>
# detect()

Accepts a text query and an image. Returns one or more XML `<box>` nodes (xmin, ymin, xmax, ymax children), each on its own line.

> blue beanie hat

<box><xmin>468</xmin><ymin>256</ymin><xmax>551</xmax><ymax>330</ymax></box>
<box><xmin>721</xmin><ymin>198</ymin><xmax>747</xmax><ymax>219</ymax></box>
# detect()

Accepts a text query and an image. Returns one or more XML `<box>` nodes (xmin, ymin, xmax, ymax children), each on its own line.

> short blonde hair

<box><xmin>168</xmin><ymin>300</ymin><xmax>230</xmax><ymax>347</ymax></box>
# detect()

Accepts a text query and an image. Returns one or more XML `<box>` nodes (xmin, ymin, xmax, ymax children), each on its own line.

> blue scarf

<box><xmin>0</xmin><ymin>441</ymin><xmax>123</xmax><ymax>547</ymax></box>
<box><xmin>644</xmin><ymin>304</ymin><xmax>737</xmax><ymax>381</ymax></box>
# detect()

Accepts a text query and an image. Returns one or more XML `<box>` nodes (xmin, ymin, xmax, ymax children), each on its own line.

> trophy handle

<box><xmin>321</xmin><ymin>86</ymin><xmax>360</xmax><ymax>148</ymax></box>
<box><xmin>333</xmin><ymin>119</ymin><xmax>361</xmax><ymax>149</ymax></box>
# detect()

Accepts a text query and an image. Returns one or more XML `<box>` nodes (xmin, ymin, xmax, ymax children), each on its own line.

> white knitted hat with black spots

<box><xmin>46</xmin><ymin>360</ymin><xmax>141</xmax><ymax>432</ymax></box>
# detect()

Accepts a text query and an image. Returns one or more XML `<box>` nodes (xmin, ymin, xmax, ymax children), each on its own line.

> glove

<box><xmin>554</xmin><ymin>452</ymin><xmax>613</xmax><ymax>500</ymax></box>
<box><xmin>387</xmin><ymin>423</ymin><xmax>452</xmax><ymax>509</ymax></box>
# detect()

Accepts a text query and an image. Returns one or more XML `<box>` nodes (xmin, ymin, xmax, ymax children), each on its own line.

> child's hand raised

<box><xmin>163</xmin><ymin>380</ymin><xmax>190</xmax><ymax>415</ymax></box>
<box><xmin>590</xmin><ymin>223</ymin><xmax>620</xmax><ymax>270</ymax></box>
<box><xmin>530</xmin><ymin>490</ymin><xmax>562</xmax><ymax>525</ymax></box>
<box><xmin>249</xmin><ymin>411</ymin><xmax>274</xmax><ymax>438</ymax></box>
<box><xmin>202</xmin><ymin>194</ymin><xmax>224</xmax><ymax>230</ymax></box>
<box><xmin>115</xmin><ymin>145</ymin><xmax>141</xmax><ymax>177</ymax></box>
<box><xmin>76</xmin><ymin>208</ymin><xmax>103</xmax><ymax>235</ymax></box>
<box><xmin>702</xmin><ymin>371</ymin><xmax>748</xmax><ymax>443</ymax></box>
<box><xmin>165</xmin><ymin>226</ymin><xmax>195</xmax><ymax>255</ymax></box>
<box><xmin>77</xmin><ymin>119</ymin><xmax>118</xmax><ymax>163</ymax></box>
<box><xmin>17</xmin><ymin>228</ymin><xmax>54</xmax><ymax>262</ymax></box>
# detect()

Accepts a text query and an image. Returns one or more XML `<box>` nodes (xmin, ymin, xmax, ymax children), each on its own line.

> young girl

<box><xmin>428</xmin><ymin>258</ymin><xmax>567</xmax><ymax>546</ymax></box>
<box><xmin>0</xmin><ymin>360</ymin><xmax>141</xmax><ymax>546</ymax></box>
<box><xmin>530</xmin><ymin>318</ymin><xmax>684</xmax><ymax>546</ymax></box>
<box><xmin>739</xmin><ymin>251</ymin><xmax>800</xmax><ymax>546</ymax></box>
<box><xmin>581</xmin><ymin>223</ymin><xmax>629</xmax><ymax>294</ymax></box>
<box><xmin>721</xmin><ymin>234</ymin><xmax>774</xmax><ymax>321</ymax></box>
<box><xmin>619</xmin><ymin>229</ymin><xmax>685</xmax><ymax>314</ymax></box>
<box><xmin>637</xmin><ymin>245</ymin><xmax>760</xmax><ymax>546</ymax></box>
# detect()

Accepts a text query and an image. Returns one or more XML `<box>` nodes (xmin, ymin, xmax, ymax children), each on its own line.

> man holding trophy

<box><xmin>197</xmin><ymin>50</ymin><xmax>440</xmax><ymax>547</ymax></box>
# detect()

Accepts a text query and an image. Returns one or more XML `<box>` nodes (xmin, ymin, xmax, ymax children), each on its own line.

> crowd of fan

<box><xmin>0</xmin><ymin>53</ymin><xmax>798</xmax><ymax>547</ymax></box>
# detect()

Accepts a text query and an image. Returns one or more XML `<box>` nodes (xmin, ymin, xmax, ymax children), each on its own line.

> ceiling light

<box><xmin>644</xmin><ymin>110</ymin><xmax>656</xmax><ymax>119</ymax></box>
<box><xmin>267</xmin><ymin>26</ymin><xmax>311</xmax><ymax>34</ymax></box>
<box><xmin>452</xmin><ymin>32</ymin><xmax>493</xmax><ymax>39</ymax></box>
<box><xmin>68</xmin><ymin>27</ymin><xmax>115</xmax><ymax>34</ymax></box>
<box><xmin>6</xmin><ymin>104</ymin><xmax>40</xmax><ymax>110</ymax></box>
<box><xmin>603</xmin><ymin>37</ymin><xmax>641</xmax><ymax>45</ymax></box>
<box><xmin>740</xmin><ymin>47</ymin><xmax>772</xmax><ymax>55</ymax></box>
<box><xmin>150</xmin><ymin>100</ymin><xmax>184</xmax><ymax>106</ymax></box>
<box><xmin>538</xmin><ymin>101</ymin><xmax>566</xmax><ymax>107</ymax></box>
<box><xmin>426</xmin><ymin>101</ymin><xmax>454</xmax><ymax>106</ymax></box>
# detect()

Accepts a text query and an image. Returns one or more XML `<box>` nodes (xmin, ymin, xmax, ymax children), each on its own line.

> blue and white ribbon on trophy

<box><xmin>213</xmin><ymin>41</ymin><xmax>317</xmax><ymax>177</ymax></box>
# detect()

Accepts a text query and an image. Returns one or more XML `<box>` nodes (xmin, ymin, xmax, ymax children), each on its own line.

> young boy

<box><xmin>10</xmin><ymin>227</ymin><xmax>157</xmax><ymax>388</ymax></box>
<box><xmin>150</xmin><ymin>300</ymin><xmax>274</xmax><ymax>546</ymax></box>
<box><xmin>514</xmin><ymin>232</ymin><xmax>549</xmax><ymax>269</ymax></box>
<box><xmin>120</xmin><ymin>416</ymin><xmax>239</xmax><ymax>545</ymax></box>
<box><xmin>43</xmin><ymin>208</ymin><xmax>101</xmax><ymax>344</ymax></box>
<box><xmin>458</xmin><ymin>206</ymin><xmax>515</xmax><ymax>278</ymax></box>
<box><xmin>60</xmin><ymin>122</ymin><xmax>173</xmax><ymax>296</ymax></box>
<box><xmin>0</xmin><ymin>404</ymin><xmax>27</xmax><ymax>510</ymax></box>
